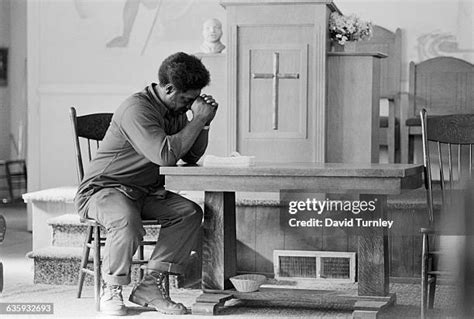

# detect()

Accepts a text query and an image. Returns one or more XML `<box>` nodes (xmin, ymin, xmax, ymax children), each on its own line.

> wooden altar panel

<box><xmin>223</xmin><ymin>1</ymin><xmax>335</xmax><ymax>163</ymax></box>
<box><xmin>238</xmin><ymin>25</ymin><xmax>312</xmax><ymax>162</ymax></box>
<box><xmin>245</xmin><ymin>45</ymin><xmax>307</xmax><ymax>137</ymax></box>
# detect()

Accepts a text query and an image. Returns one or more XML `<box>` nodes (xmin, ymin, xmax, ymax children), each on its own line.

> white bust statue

<box><xmin>200</xmin><ymin>18</ymin><xmax>226</xmax><ymax>54</ymax></box>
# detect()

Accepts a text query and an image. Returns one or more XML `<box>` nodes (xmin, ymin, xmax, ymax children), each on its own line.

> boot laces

<box><xmin>155</xmin><ymin>273</ymin><xmax>172</xmax><ymax>302</ymax></box>
<box><xmin>104</xmin><ymin>284</ymin><xmax>123</xmax><ymax>301</ymax></box>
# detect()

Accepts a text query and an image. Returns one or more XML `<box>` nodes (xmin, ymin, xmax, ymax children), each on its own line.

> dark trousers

<box><xmin>79</xmin><ymin>188</ymin><xmax>202</xmax><ymax>285</ymax></box>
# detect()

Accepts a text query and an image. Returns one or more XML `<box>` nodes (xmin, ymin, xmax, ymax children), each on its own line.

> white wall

<box><xmin>9</xmin><ymin>0</ymin><xmax>27</xmax><ymax>160</ymax></box>
<box><xmin>0</xmin><ymin>0</ymin><xmax>27</xmax><ymax>162</ymax></box>
<box><xmin>26</xmin><ymin>0</ymin><xmax>474</xmax><ymax>190</ymax></box>
<box><xmin>337</xmin><ymin>0</ymin><xmax>474</xmax><ymax>90</ymax></box>
<box><xmin>27</xmin><ymin>0</ymin><xmax>227</xmax><ymax>191</ymax></box>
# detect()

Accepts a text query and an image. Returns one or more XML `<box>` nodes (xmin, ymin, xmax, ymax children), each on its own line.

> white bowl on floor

<box><xmin>230</xmin><ymin>274</ymin><xmax>267</xmax><ymax>292</ymax></box>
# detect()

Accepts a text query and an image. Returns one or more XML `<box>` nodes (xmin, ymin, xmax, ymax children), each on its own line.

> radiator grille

<box><xmin>279</xmin><ymin>256</ymin><xmax>317</xmax><ymax>278</ymax></box>
<box><xmin>320</xmin><ymin>257</ymin><xmax>350</xmax><ymax>279</ymax></box>
<box><xmin>273</xmin><ymin>250</ymin><xmax>356</xmax><ymax>282</ymax></box>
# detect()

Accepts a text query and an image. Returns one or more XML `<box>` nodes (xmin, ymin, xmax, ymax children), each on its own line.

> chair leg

<box><xmin>421</xmin><ymin>233</ymin><xmax>429</xmax><ymax>319</ymax></box>
<box><xmin>0</xmin><ymin>262</ymin><xmax>3</xmax><ymax>293</ymax></box>
<box><xmin>428</xmin><ymin>275</ymin><xmax>437</xmax><ymax>309</ymax></box>
<box><xmin>387</xmin><ymin>98</ymin><xmax>396</xmax><ymax>163</ymax></box>
<box><xmin>400</xmin><ymin>125</ymin><xmax>409</xmax><ymax>164</ymax></box>
<box><xmin>138</xmin><ymin>245</ymin><xmax>144</xmax><ymax>281</ymax></box>
<box><xmin>93</xmin><ymin>226</ymin><xmax>101</xmax><ymax>312</ymax></box>
<box><xmin>4</xmin><ymin>163</ymin><xmax>14</xmax><ymax>202</ymax></box>
<box><xmin>77</xmin><ymin>225</ymin><xmax>93</xmax><ymax>298</ymax></box>
<box><xmin>408</xmin><ymin>134</ymin><xmax>416</xmax><ymax>164</ymax></box>
<box><xmin>421</xmin><ymin>275</ymin><xmax>428</xmax><ymax>319</ymax></box>
<box><xmin>21</xmin><ymin>161</ymin><xmax>27</xmax><ymax>183</ymax></box>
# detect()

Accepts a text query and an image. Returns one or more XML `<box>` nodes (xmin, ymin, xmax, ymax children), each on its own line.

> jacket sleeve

<box><xmin>119</xmin><ymin>106</ymin><xmax>182</xmax><ymax>166</ymax></box>
<box><xmin>181</xmin><ymin>128</ymin><xmax>209</xmax><ymax>164</ymax></box>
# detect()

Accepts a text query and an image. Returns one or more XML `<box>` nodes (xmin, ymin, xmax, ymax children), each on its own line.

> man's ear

<box><xmin>164</xmin><ymin>84</ymin><xmax>176</xmax><ymax>95</ymax></box>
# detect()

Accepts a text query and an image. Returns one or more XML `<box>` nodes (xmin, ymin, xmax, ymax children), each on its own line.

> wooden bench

<box><xmin>400</xmin><ymin>57</ymin><xmax>474</xmax><ymax>163</ymax></box>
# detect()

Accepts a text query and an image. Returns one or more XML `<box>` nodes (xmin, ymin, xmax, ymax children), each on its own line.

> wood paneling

<box><xmin>354</xmin><ymin>26</ymin><xmax>402</xmax><ymax>163</ymax></box>
<box><xmin>388</xmin><ymin>208</ymin><xmax>413</xmax><ymax>277</ymax></box>
<box><xmin>238</xmin><ymin>26</ymin><xmax>313</xmax><ymax>162</ymax></box>
<box><xmin>412</xmin><ymin>58</ymin><xmax>474</xmax><ymax>115</ymax></box>
<box><xmin>354</xmin><ymin>26</ymin><xmax>402</xmax><ymax>99</ymax></box>
<box><xmin>236</xmin><ymin>203</ymin><xmax>429</xmax><ymax>279</ymax></box>
<box><xmin>224</xmin><ymin>2</ymin><xmax>334</xmax><ymax>163</ymax></box>
<box><xmin>244</xmin><ymin>44</ymin><xmax>308</xmax><ymax>138</ymax></box>
<box><xmin>326</xmin><ymin>53</ymin><xmax>385</xmax><ymax>164</ymax></box>
<box><xmin>236</xmin><ymin>205</ymin><xmax>257</xmax><ymax>272</ymax></box>
<box><xmin>255</xmin><ymin>206</ymin><xmax>284</xmax><ymax>273</ymax></box>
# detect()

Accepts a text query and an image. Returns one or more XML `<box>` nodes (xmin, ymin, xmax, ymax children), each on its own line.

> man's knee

<box><xmin>185</xmin><ymin>201</ymin><xmax>203</xmax><ymax>225</ymax></box>
<box><xmin>110</xmin><ymin>214</ymin><xmax>145</xmax><ymax>235</ymax></box>
<box><xmin>89</xmin><ymin>188</ymin><xmax>145</xmax><ymax>239</ymax></box>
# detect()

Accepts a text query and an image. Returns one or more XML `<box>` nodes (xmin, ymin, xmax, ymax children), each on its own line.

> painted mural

<box><xmin>74</xmin><ymin>0</ymin><xmax>196</xmax><ymax>54</ymax></box>
<box><xmin>416</xmin><ymin>0</ymin><xmax>473</xmax><ymax>62</ymax></box>
<box><xmin>417</xmin><ymin>31</ymin><xmax>474</xmax><ymax>61</ymax></box>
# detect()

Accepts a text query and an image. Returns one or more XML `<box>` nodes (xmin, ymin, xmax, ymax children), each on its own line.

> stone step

<box><xmin>26</xmin><ymin>246</ymin><xmax>145</xmax><ymax>286</ymax></box>
<box><xmin>47</xmin><ymin>214</ymin><xmax>161</xmax><ymax>248</ymax></box>
<box><xmin>387</xmin><ymin>188</ymin><xmax>441</xmax><ymax>210</ymax></box>
<box><xmin>26</xmin><ymin>246</ymin><xmax>200</xmax><ymax>288</ymax></box>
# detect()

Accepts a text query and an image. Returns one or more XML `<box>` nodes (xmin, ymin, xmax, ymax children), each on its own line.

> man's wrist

<box><xmin>192</xmin><ymin>116</ymin><xmax>207</xmax><ymax>126</ymax></box>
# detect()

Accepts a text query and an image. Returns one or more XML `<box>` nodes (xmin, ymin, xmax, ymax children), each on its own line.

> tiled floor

<box><xmin>0</xmin><ymin>202</ymin><xmax>463</xmax><ymax>318</ymax></box>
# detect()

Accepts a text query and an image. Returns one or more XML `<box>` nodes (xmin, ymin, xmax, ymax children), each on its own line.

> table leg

<box><xmin>202</xmin><ymin>191</ymin><xmax>237</xmax><ymax>290</ymax></box>
<box><xmin>358</xmin><ymin>194</ymin><xmax>389</xmax><ymax>296</ymax></box>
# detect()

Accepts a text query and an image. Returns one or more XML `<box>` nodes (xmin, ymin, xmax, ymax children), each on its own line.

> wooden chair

<box><xmin>70</xmin><ymin>107</ymin><xmax>160</xmax><ymax>311</ymax></box>
<box><xmin>0</xmin><ymin>160</ymin><xmax>27</xmax><ymax>203</ymax></box>
<box><xmin>0</xmin><ymin>123</ymin><xmax>27</xmax><ymax>203</ymax></box>
<box><xmin>402</xmin><ymin>57</ymin><xmax>474</xmax><ymax>163</ymax></box>
<box><xmin>419</xmin><ymin>108</ymin><xmax>474</xmax><ymax>318</ymax></box>
<box><xmin>354</xmin><ymin>25</ymin><xmax>402</xmax><ymax>163</ymax></box>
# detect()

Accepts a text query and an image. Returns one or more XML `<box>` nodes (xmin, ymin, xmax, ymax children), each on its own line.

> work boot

<box><xmin>129</xmin><ymin>271</ymin><xmax>188</xmax><ymax>315</ymax></box>
<box><xmin>100</xmin><ymin>283</ymin><xmax>127</xmax><ymax>316</ymax></box>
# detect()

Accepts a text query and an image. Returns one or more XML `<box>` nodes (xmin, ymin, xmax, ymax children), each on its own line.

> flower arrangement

<box><xmin>329</xmin><ymin>12</ymin><xmax>373</xmax><ymax>45</ymax></box>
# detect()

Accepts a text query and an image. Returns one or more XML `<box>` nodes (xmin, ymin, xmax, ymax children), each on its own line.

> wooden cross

<box><xmin>252</xmin><ymin>52</ymin><xmax>300</xmax><ymax>130</ymax></box>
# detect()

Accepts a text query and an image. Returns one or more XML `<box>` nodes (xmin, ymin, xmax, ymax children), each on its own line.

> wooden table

<box><xmin>160</xmin><ymin>162</ymin><xmax>423</xmax><ymax>316</ymax></box>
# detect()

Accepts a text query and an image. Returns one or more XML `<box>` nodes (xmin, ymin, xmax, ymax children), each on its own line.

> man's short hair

<box><xmin>158</xmin><ymin>52</ymin><xmax>210</xmax><ymax>92</ymax></box>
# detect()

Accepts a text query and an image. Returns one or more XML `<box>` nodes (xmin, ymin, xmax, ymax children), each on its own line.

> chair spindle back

<box><xmin>420</xmin><ymin>108</ymin><xmax>474</xmax><ymax>223</ymax></box>
<box><xmin>69</xmin><ymin>107</ymin><xmax>113</xmax><ymax>183</ymax></box>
